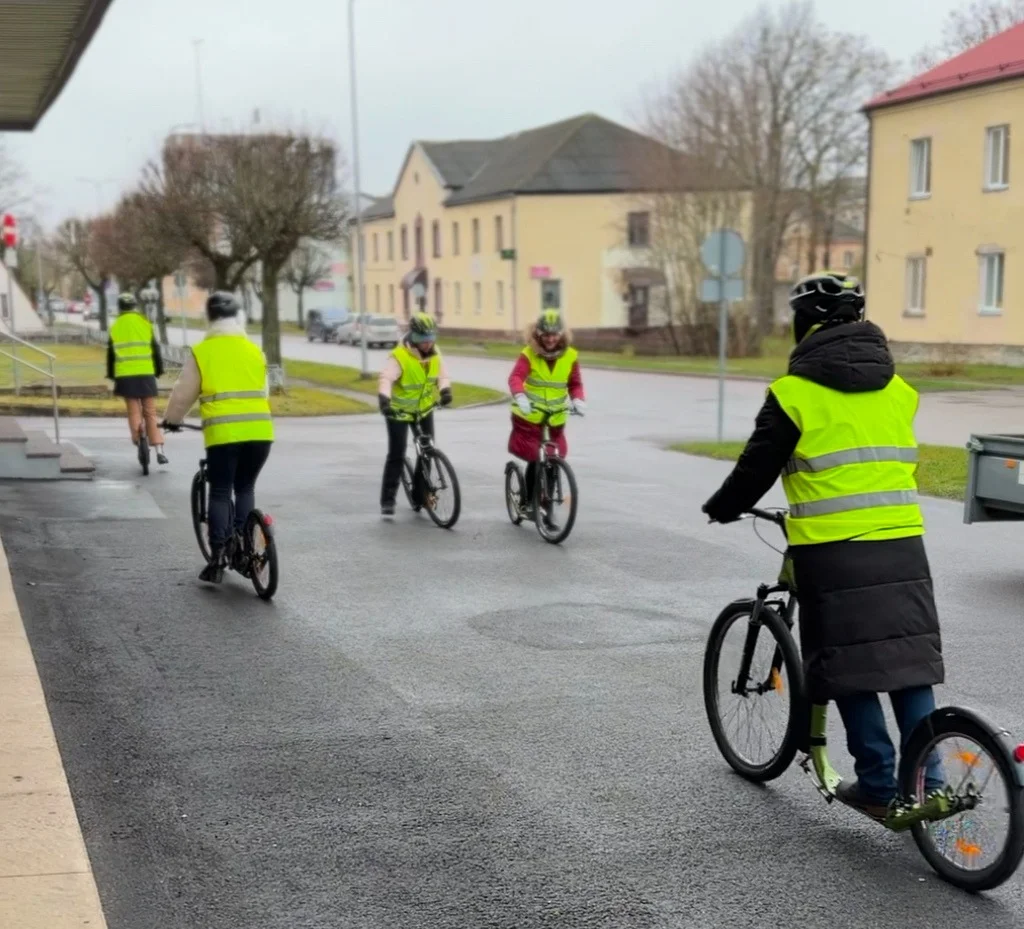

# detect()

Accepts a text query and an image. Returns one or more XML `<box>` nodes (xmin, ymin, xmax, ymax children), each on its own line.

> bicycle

<box><xmin>135</xmin><ymin>420</ymin><xmax>150</xmax><ymax>476</ymax></box>
<box><xmin>504</xmin><ymin>405</ymin><xmax>580</xmax><ymax>544</ymax></box>
<box><xmin>394</xmin><ymin>393</ymin><xmax>461</xmax><ymax>530</ymax></box>
<box><xmin>703</xmin><ymin>506</ymin><xmax>1024</xmax><ymax>892</ymax></box>
<box><xmin>172</xmin><ymin>423</ymin><xmax>279</xmax><ymax>601</ymax></box>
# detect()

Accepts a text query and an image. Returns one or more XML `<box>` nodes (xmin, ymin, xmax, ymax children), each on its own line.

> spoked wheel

<box><xmin>400</xmin><ymin>458</ymin><xmax>421</xmax><ymax>511</ymax></box>
<box><xmin>421</xmin><ymin>449</ymin><xmax>461</xmax><ymax>529</ymax></box>
<box><xmin>138</xmin><ymin>430</ymin><xmax>150</xmax><ymax>476</ymax></box>
<box><xmin>190</xmin><ymin>470</ymin><xmax>212</xmax><ymax>563</ymax></box>
<box><xmin>899</xmin><ymin>709</ymin><xmax>1024</xmax><ymax>892</ymax></box>
<box><xmin>245</xmin><ymin>509</ymin><xmax>279</xmax><ymax>601</ymax></box>
<box><xmin>505</xmin><ymin>462</ymin><xmax>525</xmax><ymax>525</ymax></box>
<box><xmin>534</xmin><ymin>458</ymin><xmax>578</xmax><ymax>545</ymax></box>
<box><xmin>703</xmin><ymin>602</ymin><xmax>804</xmax><ymax>782</ymax></box>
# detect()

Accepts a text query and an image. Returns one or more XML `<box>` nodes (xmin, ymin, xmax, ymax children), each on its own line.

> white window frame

<box><xmin>979</xmin><ymin>248</ymin><xmax>1005</xmax><ymax>315</ymax></box>
<box><xmin>910</xmin><ymin>137</ymin><xmax>931</xmax><ymax>198</ymax></box>
<box><xmin>905</xmin><ymin>256</ymin><xmax>926</xmax><ymax>316</ymax></box>
<box><xmin>985</xmin><ymin>124</ymin><xmax>1010</xmax><ymax>190</ymax></box>
<box><xmin>843</xmin><ymin>250</ymin><xmax>854</xmax><ymax>269</ymax></box>
<box><xmin>473</xmin><ymin>282</ymin><xmax>482</xmax><ymax>315</ymax></box>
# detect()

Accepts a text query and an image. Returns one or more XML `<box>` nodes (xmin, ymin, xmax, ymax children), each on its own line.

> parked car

<box><xmin>350</xmin><ymin>314</ymin><xmax>402</xmax><ymax>348</ymax></box>
<box><xmin>306</xmin><ymin>307</ymin><xmax>350</xmax><ymax>342</ymax></box>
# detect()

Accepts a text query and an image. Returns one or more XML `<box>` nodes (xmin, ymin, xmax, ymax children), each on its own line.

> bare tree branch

<box><xmin>282</xmin><ymin>239</ymin><xmax>332</xmax><ymax>327</ymax></box>
<box><xmin>53</xmin><ymin>216</ymin><xmax>115</xmax><ymax>330</ymax></box>
<box><xmin>913</xmin><ymin>0</ymin><xmax>1024</xmax><ymax>71</ymax></box>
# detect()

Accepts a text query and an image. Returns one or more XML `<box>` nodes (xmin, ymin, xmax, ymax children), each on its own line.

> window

<box><xmin>432</xmin><ymin>220</ymin><xmax>441</xmax><ymax>258</ymax></box>
<box><xmin>628</xmin><ymin>284</ymin><xmax>650</xmax><ymax>329</ymax></box>
<box><xmin>985</xmin><ymin>125</ymin><xmax>1010</xmax><ymax>189</ymax></box>
<box><xmin>495</xmin><ymin>216</ymin><xmax>504</xmax><ymax>252</ymax></box>
<box><xmin>374</xmin><ymin>284</ymin><xmax>380</xmax><ymax>311</ymax></box>
<box><xmin>387</xmin><ymin>231</ymin><xmax>394</xmax><ymax>261</ymax></box>
<box><xmin>373</xmin><ymin>233</ymin><xmax>379</xmax><ymax>263</ymax></box>
<box><xmin>414</xmin><ymin>218</ymin><xmax>423</xmax><ymax>266</ymax></box>
<box><xmin>452</xmin><ymin>221</ymin><xmax>460</xmax><ymax>256</ymax></box>
<box><xmin>980</xmin><ymin>250</ymin><xmax>1005</xmax><ymax>314</ymax></box>
<box><xmin>496</xmin><ymin>280</ymin><xmax>504</xmax><ymax>315</ymax></box>
<box><xmin>454</xmin><ymin>281</ymin><xmax>462</xmax><ymax>313</ymax></box>
<box><xmin>905</xmin><ymin>257</ymin><xmax>926</xmax><ymax>315</ymax></box>
<box><xmin>400</xmin><ymin>225</ymin><xmax>408</xmax><ymax>260</ymax></box>
<box><xmin>472</xmin><ymin>218</ymin><xmax>480</xmax><ymax>254</ymax></box>
<box><xmin>910</xmin><ymin>138</ymin><xmax>931</xmax><ymax>197</ymax></box>
<box><xmin>473</xmin><ymin>281</ymin><xmax>482</xmax><ymax>314</ymax></box>
<box><xmin>389</xmin><ymin>284</ymin><xmax>395</xmax><ymax>313</ymax></box>
<box><xmin>843</xmin><ymin>251</ymin><xmax>854</xmax><ymax>269</ymax></box>
<box><xmin>434</xmin><ymin>278</ymin><xmax>442</xmax><ymax>318</ymax></box>
<box><xmin>627</xmin><ymin>212</ymin><xmax>650</xmax><ymax>247</ymax></box>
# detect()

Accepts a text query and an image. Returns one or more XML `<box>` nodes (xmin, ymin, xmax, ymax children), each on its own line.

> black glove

<box><xmin>440</xmin><ymin>387</ymin><xmax>453</xmax><ymax>407</ymax></box>
<box><xmin>378</xmin><ymin>394</ymin><xmax>393</xmax><ymax>417</ymax></box>
<box><xmin>162</xmin><ymin>421</ymin><xmax>182</xmax><ymax>433</ymax></box>
<box><xmin>702</xmin><ymin>496</ymin><xmax>741</xmax><ymax>524</ymax></box>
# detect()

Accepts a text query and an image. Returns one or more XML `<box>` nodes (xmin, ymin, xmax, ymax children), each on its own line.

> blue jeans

<box><xmin>835</xmin><ymin>685</ymin><xmax>944</xmax><ymax>802</ymax></box>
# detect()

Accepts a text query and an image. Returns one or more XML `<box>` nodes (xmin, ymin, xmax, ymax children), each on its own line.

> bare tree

<box><xmin>913</xmin><ymin>0</ymin><xmax>1024</xmax><ymax>71</ymax></box>
<box><xmin>0</xmin><ymin>141</ymin><xmax>28</xmax><ymax>218</ymax></box>
<box><xmin>282</xmin><ymin>239</ymin><xmax>332</xmax><ymax>327</ymax></box>
<box><xmin>53</xmin><ymin>217</ymin><xmax>114</xmax><ymax>330</ymax></box>
<box><xmin>15</xmin><ymin>236</ymin><xmax>65</xmax><ymax>321</ymax></box>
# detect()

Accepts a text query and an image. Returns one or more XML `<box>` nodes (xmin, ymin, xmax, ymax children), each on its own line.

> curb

<box><xmin>0</xmin><ymin>533</ymin><xmax>108</xmax><ymax>928</ymax></box>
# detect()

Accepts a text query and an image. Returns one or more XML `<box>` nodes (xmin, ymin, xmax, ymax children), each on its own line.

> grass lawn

<box><xmin>0</xmin><ymin>386</ymin><xmax>373</xmax><ymax>418</ymax></box>
<box><xmin>670</xmin><ymin>440</ymin><xmax>968</xmax><ymax>501</ymax></box>
<box><xmin>438</xmin><ymin>334</ymin><xmax>1024</xmax><ymax>393</ymax></box>
<box><xmin>284</xmin><ymin>358</ymin><xmax>507</xmax><ymax>407</ymax></box>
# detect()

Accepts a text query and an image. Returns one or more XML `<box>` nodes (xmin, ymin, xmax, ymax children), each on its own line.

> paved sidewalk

<box><xmin>0</xmin><ymin>533</ymin><xmax>107</xmax><ymax>928</ymax></box>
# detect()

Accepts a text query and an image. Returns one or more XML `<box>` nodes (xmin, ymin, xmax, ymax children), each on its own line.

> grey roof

<box><xmin>831</xmin><ymin>218</ymin><xmax>864</xmax><ymax>241</ymax></box>
<box><xmin>419</xmin><ymin>140</ymin><xmax>501</xmax><ymax>188</ymax></box>
<box><xmin>443</xmin><ymin>113</ymin><xmax>697</xmax><ymax>206</ymax></box>
<box><xmin>359</xmin><ymin>195</ymin><xmax>395</xmax><ymax>222</ymax></box>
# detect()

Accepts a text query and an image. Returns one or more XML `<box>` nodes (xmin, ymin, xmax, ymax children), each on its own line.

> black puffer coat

<box><xmin>702</xmin><ymin>321</ymin><xmax>944</xmax><ymax>702</ymax></box>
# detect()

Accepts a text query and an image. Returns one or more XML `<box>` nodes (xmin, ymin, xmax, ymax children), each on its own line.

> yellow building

<box><xmin>864</xmin><ymin>23</ymin><xmax>1024</xmax><ymax>362</ymax></box>
<box><xmin>353</xmin><ymin>113</ymin><xmax>722</xmax><ymax>345</ymax></box>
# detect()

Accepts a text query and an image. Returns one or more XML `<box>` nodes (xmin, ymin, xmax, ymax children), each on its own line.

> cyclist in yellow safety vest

<box><xmin>701</xmin><ymin>271</ymin><xmax>944</xmax><ymax>821</ymax></box>
<box><xmin>508</xmin><ymin>310</ymin><xmax>586</xmax><ymax>525</ymax></box>
<box><xmin>107</xmin><ymin>292</ymin><xmax>167</xmax><ymax>464</ymax></box>
<box><xmin>377</xmin><ymin>312</ymin><xmax>452</xmax><ymax>517</ymax></box>
<box><xmin>162</xmin><ymin>292</ymin><xmax>274</xmax><ymax>584</ymax></box>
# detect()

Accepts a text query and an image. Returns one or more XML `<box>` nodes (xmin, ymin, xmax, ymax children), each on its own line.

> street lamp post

<box><xmin>348</xmin><ymin>0</ymin><xmax>369</xmax><ymax>378</ymax></box>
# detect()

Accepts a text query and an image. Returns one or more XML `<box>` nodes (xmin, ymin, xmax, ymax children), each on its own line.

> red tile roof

<box><xmin>864</xmin><ymin>20</ymin><xmax>1024</xmax><ymax>112</ymax></box>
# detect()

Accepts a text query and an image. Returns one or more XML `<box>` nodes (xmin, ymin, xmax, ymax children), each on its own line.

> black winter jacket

<box><xmin>703</xmin><ymin>321</ymin><xmax>944</xmax><ymax>701</ymax></box>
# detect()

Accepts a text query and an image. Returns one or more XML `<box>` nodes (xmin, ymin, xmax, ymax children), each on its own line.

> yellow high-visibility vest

<box><xmin>110</xmin><ymin>312</ymin><xmax>155</xmax><ymax>378</ymax></box>
<box><xmin>511</xmin><ymin>345</ymin><xmax>578</xmax><ymax>426</ymax></box>
<box><xmin>191</xmin><ymin>334</ymin><xmax>274</xmax><ymax>447</ymax></box>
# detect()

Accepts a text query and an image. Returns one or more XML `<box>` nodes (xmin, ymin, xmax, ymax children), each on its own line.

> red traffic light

<box><xmin>2</xmin><ymin>230</ymin><xmax>16</xmax><ymax>249</ymax></box>
<box><xmin>2</xmin><ymin>213</ymin><xmax>15</xmax><ymax>229</ymax></box>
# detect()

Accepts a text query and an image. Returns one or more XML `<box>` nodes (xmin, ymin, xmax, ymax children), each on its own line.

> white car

<box><xmin>350</xmin><ymin>315</ymin><xmax>402</xmax><ymax>348</ymax></box>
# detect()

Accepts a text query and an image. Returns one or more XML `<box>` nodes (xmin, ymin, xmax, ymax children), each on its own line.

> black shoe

<box><xmin>836</xmin><ymin>780</ymin><xmax>892</xmax><ymax>822</ymax></box>
<box><xmin>157</xmin><ymin>451</ymin><xmax>169</xmax><ymax>465</ymax></box>
<box><xmin>200</xmin><ymin>547</ymin><xmax>225</xmax><ymax>584</ymax></box>
<box><xmin>381</xmin><ymin>502</ymin><xmax>396</xmax><ymax>518</ymax></box>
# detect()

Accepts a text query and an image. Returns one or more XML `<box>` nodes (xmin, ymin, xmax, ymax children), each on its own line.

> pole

<box><xmin>348</xmin><ymin>0</ymin><xmax>369</xmax><ymax>377</ymax></box>
<box><xmin>716</xmin><ymin>231</ymin><xmax>727</xmax><ymax>443</ymax></box>
<box><xmin>7</xmin><ymin>264</ymin><xmax>18</xmax><ymax>394</ymax></box>
<box><xmin>193</xmin><ymin>39</ymin><xmax>205</xmax><ymax>131</ymax></box>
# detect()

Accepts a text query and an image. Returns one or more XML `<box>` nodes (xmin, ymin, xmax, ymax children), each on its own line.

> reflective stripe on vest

<box><xmin>770</xmin><ymin>372</ymin><xmax>924</xmax><ymax>545</ymax></box>
<box><xmin>390</xmin><ymin>345</ymin><xmax>440</xmax><ymax>421</ymax></box>
<box><xmin>512</xmin><ymin>345</ymin><xmax>578</xmax><ymax>426</ymax></box>
<box><xmin>110</xmin><ymin>313</ymin><xmax>155</xmax><ymax>378</ymax></box>
<box><xmin>191</xmin><ymin>334</ymin><xmax>274</xmax><ymax>448</ymax></box>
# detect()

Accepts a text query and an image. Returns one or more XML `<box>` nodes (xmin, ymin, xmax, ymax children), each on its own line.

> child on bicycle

<box><xmin>377</xmin><ymin>312</ymin><xmax>452</xmax><ymax>517</ymax></box>
<box><xmin>508</xmin><ymin>310</ymin><xmax>586</xmax><ymax>520</ymax></box>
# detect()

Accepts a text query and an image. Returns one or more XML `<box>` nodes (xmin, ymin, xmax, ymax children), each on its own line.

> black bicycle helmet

<box><xmin>206</xmin><ymin>290</ymin><xmax>240</xmax><ymax>321</ymax></box>
<box><xmin>117</xmin><ymin>292</ymin><xmax>138</xmax><ymax>312</ymax></box>
<box><xmin>789</xmin><ymin>270</ymin><xmax>865</xmax><ymax>341</ymax></box>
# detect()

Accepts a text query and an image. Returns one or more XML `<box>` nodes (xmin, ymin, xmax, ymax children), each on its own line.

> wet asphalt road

<box><xmin>5</xmin><ymin>359</ymin><xmax>1024</xmax><ymax>926</ymax></box>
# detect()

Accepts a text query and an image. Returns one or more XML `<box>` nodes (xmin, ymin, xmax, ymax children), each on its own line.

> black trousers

<box><xmin>206</xmin><ymin>441</ymin><xmax>272</xmax><ymax>547</ymax></box>
<box><xmin>381</xmin><ymin>414</ymin><xmax>433</xmax><ymax>506</ymax></box>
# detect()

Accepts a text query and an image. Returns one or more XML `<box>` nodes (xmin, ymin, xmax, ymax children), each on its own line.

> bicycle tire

<box><xmin>246</xmin><ymin>509</ymin><xmax>279</xmax><ymax>601</ymax></box>
<box><xmin>138</xmin><ymin>432</ymin><xmax>150</xmax><ymax>476</ymax></box>
<box><xmin>400</xmin><ymin>458</ymin><xmax>421</xmax><ymax>511</ymax></box>
<box><xmin>899</xmin><ymin>708</ymin><xmax>1024</xmax><ymax>892</ymax></box>
<box><xmin>534</xmin><ymin>458</ymin><xmax>578</xmax><ymax>544</ymax></box>
<box><xmin>422</xmin><ymin>448</ymin><xmax>461</xmax><ymax>529</ymax></box>
<box><xmin>190</xmin><ymin>470</ymin><xmax>212</xmax><ymax>563</ymax></box>
<box><xmin>703</xmin><ymin>600</ymin><xmax>804</xmax><ymax>782</ymax></box>
<box><xmin>505</xmin><ymin>462</ymin><xmax>525</xmax><ymax>525</ymax></box>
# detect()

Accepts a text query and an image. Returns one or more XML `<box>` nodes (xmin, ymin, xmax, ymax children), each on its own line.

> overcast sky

<box><xmin>7</xmin><ymin>0</ymin><xmax>963</xmax><ymax>228</ymax></box>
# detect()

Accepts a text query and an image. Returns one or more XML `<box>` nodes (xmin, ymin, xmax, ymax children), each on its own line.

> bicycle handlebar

<box><xmin>160</xmin><ymin>420</ymin><xmax>203</xmax><ymax>432</ymax></box>
<box><xmin>747</xmin><ymin>507</ymin><xmax>787</xmax><ymax>526</ymax></box>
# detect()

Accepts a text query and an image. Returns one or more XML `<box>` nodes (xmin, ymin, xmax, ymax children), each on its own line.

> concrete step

<box><xmin>23</xmin><ymin>430</ymin><xmax>62</xmax><ymax>459</ymax></box>
<box><xmin>59</xmin><ymin>444</ymin><xmax>96</xmax><ymax>477</ymax></box>
<box><xmin>0</xmin><ymin>416</ymin><xmax>27</xmax><ymax>444</ymax></box>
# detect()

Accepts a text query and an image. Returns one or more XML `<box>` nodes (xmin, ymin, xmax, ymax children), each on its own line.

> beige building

<box><xmin>352</xmin><ymin>113</ymin><xmax>713</xmax><ymax>344</ymax></box>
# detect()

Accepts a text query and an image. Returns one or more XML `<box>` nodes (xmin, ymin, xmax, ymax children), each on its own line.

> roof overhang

<box><xmin>0</xmin><ymin>0</ymin><xmax>118</xmax><ymax>131</ymax></box>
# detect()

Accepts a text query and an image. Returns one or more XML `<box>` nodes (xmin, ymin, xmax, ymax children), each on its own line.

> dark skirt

<box><xmin>791</xmin><ymin>534</ymin><xmax>944</xmax><ymax>702</ymax></box>
<box><xmin>113</xmin><ymin>375</ymin><xmax>159</xmax><ymax>399</ymax></box>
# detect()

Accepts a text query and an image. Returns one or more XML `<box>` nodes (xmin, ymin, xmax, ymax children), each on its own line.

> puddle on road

<box><xmin>0</xmin><ymin>479</ymin><xmax>165</xmax><ymax>520</ymax></box>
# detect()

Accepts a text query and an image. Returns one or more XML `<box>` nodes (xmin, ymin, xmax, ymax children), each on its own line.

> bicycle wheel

<box><xmin>400</xmin><ymin>457</ymin><xmax>422</xmax><ymax>511</ymax></box>
<box><xmin>190</xmin><ymin>470</ymin><xmax>212</xmax><ymax>563</ymax></box>
<box><xmin>703</xmin><ymin>601</ymin><xmax>804</xmax><ymax>782</ymax></box>
<box><xmin>505</xmin><ymin>462</ymin><xmax>525</xmax><ymax>525</ymax></box>
<box><xmin>422</xmin><ymin>449</ymin><xmax>461</xmax><ymax>529</ymax></box>
<box><xmin>138</xmin><ymin>430</ymin><xmax>150</xmax><ymax>476</ymax></box>
<box><xmin>899</xmin><ymin>708</ymin><xmax>1024</xmax><ymax>892</ymax></box>
<box><xmin>534</xmin><ymin>458</ymin><xmax>578</xmax><ymax>544</ymax></box>
<box><xmin>245</xmin><ymin>509</ymin><xmax>279</xmax><ymax>601</ymax></box>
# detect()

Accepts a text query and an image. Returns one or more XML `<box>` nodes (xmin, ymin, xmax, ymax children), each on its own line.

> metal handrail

<box><xmin>0</xmin><ymin>332</ymin><xmax>60</xmax><ymax>444</ymax></box>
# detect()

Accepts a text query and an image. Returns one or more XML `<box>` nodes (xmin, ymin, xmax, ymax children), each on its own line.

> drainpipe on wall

<box><xmin>510</xmin><ymin>196</ymin><xmax>518</xmax><ymax>335</ymax></box>
<box><xmin>862</xmin><ymin>113</ymin><xmax>874</xmax><ymax>314</ymax></box>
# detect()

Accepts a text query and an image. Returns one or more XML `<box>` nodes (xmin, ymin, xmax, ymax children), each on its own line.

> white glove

<box><xmin>515</xmin><ymin>393</ymin><xmax>532</xmax><ymax>415</ymax></box>
<box><xmin>572</xmin><ymin>399</ymin><xmax>587</xmax><ymax>416</ymax></box>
